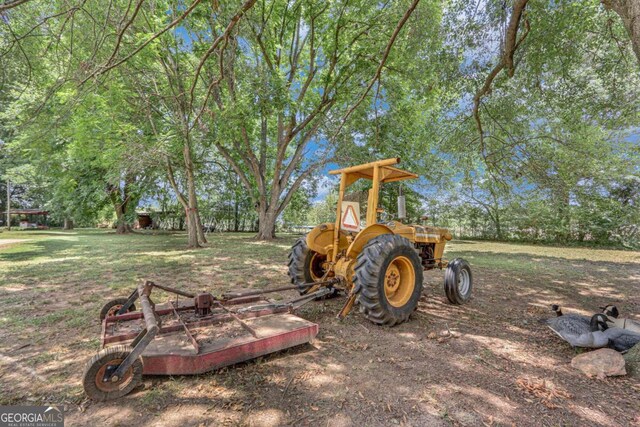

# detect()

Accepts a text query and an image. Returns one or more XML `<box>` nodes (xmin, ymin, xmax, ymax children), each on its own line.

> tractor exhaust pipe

<box><xmin>397</xmin><ymin>185</ymin><xmax>406</xmax><ymax>220</ymax></box>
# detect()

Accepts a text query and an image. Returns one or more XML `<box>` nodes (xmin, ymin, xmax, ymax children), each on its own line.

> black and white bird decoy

<box><xmin>599</xmin><ymin>304</ymin><xmax>640</xmax><ymax>333</ymax></box>
<box><xmin>597</xmin><ymin>315</ymin><xmax>640</xmax><ymax>353</ymax></box>
<box><xmin>547</xmin><ymin>313</ymin><xmax>610</xmax><ymax>349</ymax></box>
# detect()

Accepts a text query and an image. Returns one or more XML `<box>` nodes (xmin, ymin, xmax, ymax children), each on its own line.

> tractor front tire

<box><xmin>288</xmin><ymin>237</ymin><xmax>331</xmax><ymax>295</ymax></box>
<box><xmin>356</xmin><ymin>234</ymin><xmax>424</xmax><ymax>326</ymax></box>
<box><xmin>444</xmin><ymin>258</ymin><xmax>473</xmax><ymax>304</ymax></box>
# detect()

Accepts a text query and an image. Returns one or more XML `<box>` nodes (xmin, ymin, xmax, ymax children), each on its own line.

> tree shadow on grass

<box><xmin>2</xmin><ymin>234</ymin><xmax>639</xmax><ymax>426</ymax></box>
<box><xmin>0</xmin><ymin>239</ymin><xmax>77</xmax><ymax>263</ymax></box>
<box><xmin>65</xmin><ymin>302</ymin><xmax>634</xmax><ymax>427</ymax></box>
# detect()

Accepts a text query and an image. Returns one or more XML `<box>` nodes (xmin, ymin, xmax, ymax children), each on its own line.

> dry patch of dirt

<box><xmin>0</xmin><ymin>231</ymin><xmax>639</xmax><ymax>426</ymax></box>
<box><xmin>0</xmin><ymin>238</ymin><xmax>30</xmax><ymax>247</ymax></box>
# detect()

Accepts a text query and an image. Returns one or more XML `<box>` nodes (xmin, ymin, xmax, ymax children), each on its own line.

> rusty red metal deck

<box><xmin>100</xmin><ymin>283</ymin><xmax>319</xmax><ymax>376</ymax></box>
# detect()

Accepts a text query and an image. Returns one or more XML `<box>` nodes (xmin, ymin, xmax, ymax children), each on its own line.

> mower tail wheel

<box><xmin>356</xmin><ymin>234</ymin><xmax>424</xmax><ymax>326</ymax></box>
<box><xmin>82</xmin><ymin>345</ymin><xmax>143</xmax><ymax>401</ymax></box>
<box><xmin>444</xmin><ymin>258</ymin><xmax>473</xmax><ymax>305</ymax></box>
<box><xmin>99</xmin><ymin>298</ymin><xmax>136</xmax><ymax>321</ymax></box>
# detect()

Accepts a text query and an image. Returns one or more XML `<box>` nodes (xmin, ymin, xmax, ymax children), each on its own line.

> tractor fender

<box><xmin>346</xmin><ymin>224</ymin><xmax>394</xmax><ymax>259</ymax></box>
<box><xmin>305</xmin><ymin>223</ymin><xmax>349</xmax><ymax>256</ymax></box>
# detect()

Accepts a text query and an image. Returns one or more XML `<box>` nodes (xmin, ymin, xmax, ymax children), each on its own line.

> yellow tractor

<box><xmin>288</xmin><ymin>158</ymin><xmax>472</xmax><ymax>325</ymax></box>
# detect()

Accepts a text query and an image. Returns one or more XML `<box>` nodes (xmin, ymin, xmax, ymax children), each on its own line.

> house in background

<box><xmin>135</xmin><ymin>211</ymin><xmax>154</xmax><ymax>229</ymax></box>
<box><xmin>9</xmin><ymin>209</ymin><xmax>49</xmax><ymax>229</ymax></box>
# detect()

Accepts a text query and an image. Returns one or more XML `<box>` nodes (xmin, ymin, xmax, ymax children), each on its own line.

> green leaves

<box><xmin>0</xmin><ymin>0</ymin><xmax>637</xmax><ymax>243</ymax></box>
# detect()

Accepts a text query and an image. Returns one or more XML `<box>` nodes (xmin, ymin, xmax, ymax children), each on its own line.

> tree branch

<box><xmin>335</xmin><ymin>0</ymin><xmax>421</xmax><ymax>136</ymax></box>
<box><xmin>0</xmin><ymin>0</ymin><xmax>31</xmax><ymax>12</ymax></box>
<box><xmin>189</xmin><ymin>0</ymin><xmax>257</xmax><ymax>105</ymax></box>
<box><xmin>276</xmin><ymin>158</ymin><xmax>332</xmax><ymax>217</ymax></box>
<box><xmin>472</xmin><ymin>0</ymin><xmax>530</xmax><ymax>152</ymax></box>
<box><xmin>80</xmin><ymin>0</ymin><xmax>204</xmax><ymax>84</ymax></box>
<box><xmin>602</xmin><ymin>0</ymin><xmax>640</xmax><ymax>64</ymax></box>
<box><xmin>165</xmin><ymin>157</ymin><xmax>188</xmax><ymax>207</ymax></box>
<box><xmin>214</xmin><ymin>143</ymin><xmax>256</xmax><ymax>201</ymax></box>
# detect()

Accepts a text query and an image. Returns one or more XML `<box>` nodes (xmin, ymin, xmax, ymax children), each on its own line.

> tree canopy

<box><xmin>0</xmin><ymin>0</ymin><xmax>638</xmax><ymax>247</ymax></box>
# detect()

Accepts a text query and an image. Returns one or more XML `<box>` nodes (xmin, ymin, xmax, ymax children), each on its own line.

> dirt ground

<box><xmin>0</xmin><ymin>238</ymin><xmax>30</xmax><ymax>247</ymax></box>
<box><xmin>0</xmin><ymin>230</ymin><xmax>639</xmax><ymax>426</ymax></box>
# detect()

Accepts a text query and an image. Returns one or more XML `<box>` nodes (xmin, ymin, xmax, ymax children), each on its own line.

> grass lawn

<box><xmin>0</xmin><ymin>229</ymin><xmax>638</xmax><ymax>426</ymax></box>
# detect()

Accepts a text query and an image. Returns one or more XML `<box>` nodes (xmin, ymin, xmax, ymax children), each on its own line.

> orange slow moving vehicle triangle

<box><xmin>342</xmin><ymin>204</ymin><xmax>360</xmax><ymax>231</ymax></box>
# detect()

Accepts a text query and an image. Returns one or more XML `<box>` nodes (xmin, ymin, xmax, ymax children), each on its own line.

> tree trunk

<box><xmin>257</xmin><ymin>205</ymin><xmax>277</xmax><ymax>240</ymax></box>
<box><xmin>115</xmin><ymin>204</ymin><xmax>131</xmax><ymax>234</ymax></box>
<box><xmin>63</xmin><ymin>218</ymin><xmax>74</xmax><ymax>230</ymax></box>
<box><xmin>108</xmin><ymin>177</ymin><xmax>137</xmax><ymax>235</ymax></box>
<box><xmin>495</xmin><ymin>213</ymin><xmax>502</xmax><ymax>240</ymax></box>
<box><xmin>185</xmin><ymin>208</ymin><xmax>199</xmax><ymax>247</ymax></box>
<box><xmin>5</xmin><ymin>179</ymin><xmax>10</xmax><ymax>231</ymax></box>
<box><xmin>602</xmin><ymin>0</ymin><xmax>640</xmax><ymax>64</ymax></box>
<box><xmin>182</xmin><ymin>141</ymin><xmax>206</xmax><ymax>248</ymax></box>
<box><xmin>556</xmin><ymin>192</ymin><xmax>571</xmax><ymax>242</ymax></box>
<box><xmin>113</xmin><ymin>200</ymin><xmax>128</xmax><ymax>234</ymax></box>
<box><xmin>234</xmin><ymin>200</ymin><xmax>239</xmax><ymax>232</ymax></box>
<box><xmin>195</xmin><ymin>208</ymin><xmax>207</xmax><ymax>243</ymax></box>
<box><xmin>233</xmin><ymin>194</ymin><xmax>239</xmax><ymax>232</ymax></box>
<box><xmin>233</xmin><ymin>173</ymin><xmax>240</xmax><ymax>232</ymax></box>
<box><xmin>181</xmin><ymin>202</ymin><xmax>201</xmax><ymax>247</ymax></box>
<box><xmin>117</xmin><ymin>222</ymin><xmax>132</xmax><ymax>234</ymax></box>
<box><xmin>166</xmin><ymin>143</ymin><xmax>206</xmax><ymax>248</ymax></box>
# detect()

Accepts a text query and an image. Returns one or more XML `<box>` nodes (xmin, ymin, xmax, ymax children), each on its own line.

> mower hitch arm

<box><xmin>116</xmin><ymin>280</ymin><xmax>195</xmax><ymax>315</ymax></box>
<box><xmin>107</xmin><ymin>283</ymin><xmax>159</xmax><ymax>382</ymax></box>
<box><xmin>221</xmin><ymin>278</ymin><xmax>340</xmax><ymax>300</ymax></box>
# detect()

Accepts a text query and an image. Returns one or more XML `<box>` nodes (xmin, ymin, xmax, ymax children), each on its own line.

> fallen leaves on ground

<box><xmin>515</xmin><ymin>376</ymin><xmax>572</xmax><ymax>409</ymax></box>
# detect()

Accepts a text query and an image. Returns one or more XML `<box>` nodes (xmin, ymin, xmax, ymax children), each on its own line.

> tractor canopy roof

<box><xmin>329</xmin><ymin>158</ymin><xmax>417</xmax><ymax>184</ymax></box>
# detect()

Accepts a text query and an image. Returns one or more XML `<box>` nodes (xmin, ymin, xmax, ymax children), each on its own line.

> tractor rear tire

<box><xmin>355</xmin><ymin>234</ymin><xmax>423</xmax><ymax>326</ymax></box>
<box><xmin>288</xmin><ymin>237</ymin><xmax>332</xmax><ymax>295</ymax></box>
<box><xmin>444</xmin><ymin>258</ymin><xmax>473</xmax><ymax>304</ymax></box>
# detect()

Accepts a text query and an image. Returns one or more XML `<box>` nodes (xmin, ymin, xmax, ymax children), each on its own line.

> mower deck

<box><xmin>102</xmin><ymin>302</ymin><xmax>318</xmax><ymax>375</ymax></box>
<box><xmin>84</xmin><ymin>280</ymin><xmax>332</xmax><ymax>400</ymax></box>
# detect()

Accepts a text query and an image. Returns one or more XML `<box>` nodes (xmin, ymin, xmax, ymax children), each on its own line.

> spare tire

<box><xmin>444</xmin><ymin>258</ymin><xmax>473</xmax><ymax>304</ymax></box>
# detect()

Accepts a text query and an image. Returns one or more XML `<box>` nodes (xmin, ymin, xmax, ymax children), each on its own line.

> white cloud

<box><xmin>313</xmin><ymin>175</ymin><xmax>338</xmax><ymax>202</ymax></box>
